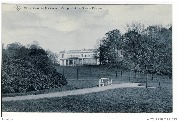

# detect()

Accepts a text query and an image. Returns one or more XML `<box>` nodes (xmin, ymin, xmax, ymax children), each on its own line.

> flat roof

<box><xmin>60</xmin><ymin>49</ymin><xmax>97</xmax><ymax>53</ymax></box>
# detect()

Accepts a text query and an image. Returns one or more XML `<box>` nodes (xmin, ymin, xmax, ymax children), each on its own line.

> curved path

<box><xmin>2</xmin><ymin>83</ymin><xmax>145</xmax><ymax>102</ymax></box>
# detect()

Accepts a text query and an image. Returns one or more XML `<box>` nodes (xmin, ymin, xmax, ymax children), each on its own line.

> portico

<box><xmin>59</xmin><ymin>49</ymin><xmax>99</xmax><ymax>66</ymax></box>
<box><xmin>61</xmin><ymin>58</ymin><xmax>85</xmax><ymax>66</ymax></box>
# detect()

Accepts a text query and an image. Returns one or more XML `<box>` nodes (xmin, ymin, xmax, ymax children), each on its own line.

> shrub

<box><xmin>2</xmin><ymin>42</ymin><xmax>67</xmax><ymax>94</ymax></box>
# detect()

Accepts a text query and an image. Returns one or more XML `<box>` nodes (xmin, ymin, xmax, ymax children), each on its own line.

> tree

<box><xmin>143</xmin><ymin>25</ymin><xmax>172</xmax><ymax>77</ymax></box>
<box><xmin>123</xmin><ymin>29</ymin><xmax>144</xmax><ymax>70</ymax></box>
<box><xmin>46</xmin><ymin>50</ymin><xmax>59</xmax><ymax>65</ymax></box>
<box><xmin>97</xmin><ymin>23</ymin><xmax>172</xmax><ymax>78</ymax></box>
<box><xmin>2</xmin><ymin>42</ymin><xmax>67</xmax><ymax>94</ymax></box>
<box><xmin>97</xmin><ymin>29</ymin><xmax>123</xmax><ymax>66</ymax></box>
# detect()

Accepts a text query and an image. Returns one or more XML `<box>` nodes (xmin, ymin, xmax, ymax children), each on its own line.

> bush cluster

<box><xmin>97</xmin><ymin>25</ymin><xmax>172</xmax><ymax>77</ymax></box>
<box><xmin>2</xmin><ymin>43</ymin><xmax>67</xmax><ymax>94</ymax></box>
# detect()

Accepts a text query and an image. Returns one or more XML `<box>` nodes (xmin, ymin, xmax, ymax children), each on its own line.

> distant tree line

<box><xmin>97</xmin><ymin>23</ymin><xmax>172</xmax><ymax>77</ymax></box>
<box><xmin>2</xmin><ymin>42</ymin><xmax>67</xmax><ymax>94</ymax></box>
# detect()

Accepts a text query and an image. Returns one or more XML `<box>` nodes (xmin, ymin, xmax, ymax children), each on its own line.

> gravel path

<box><xmin>2</xmin><ymin>83</ymin><xmax>144</xmax><ymax>102</ymax></box>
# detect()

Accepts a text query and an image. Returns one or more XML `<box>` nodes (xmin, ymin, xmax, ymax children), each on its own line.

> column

<box><xmin>67</xmin><ymin>60</ymin><xmax>69</xmax><ymax>66</ymax></box>
<box><xmin>82</xmin><ymin>58</ymin><xmax>84</xmax><ymax>65</ymax></box>
<box><xmin>77</xmin><ymin>59</ymin><xmax>79</xmax><ymax>65</ymax></box>
<box><xmin>73</xmin><ymin>59</ymin><xmax>75</xmax><ymax>66</ymax></box>
<box><xmin>62</xmin><ymin>60</ymin><xmax>64</xmax><ymax>66</ymax></box>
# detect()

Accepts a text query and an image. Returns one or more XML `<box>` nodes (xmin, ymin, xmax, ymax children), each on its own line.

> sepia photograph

<box><xmin>1</xmin><ymin>3</ymin><xmax>172</xmax><ymax>114</ymax></box>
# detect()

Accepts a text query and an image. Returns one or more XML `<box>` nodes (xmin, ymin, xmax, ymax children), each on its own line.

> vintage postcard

<box><xmin>1</xmin><ymin>2</ymin><xmax>176</xmax><ymax>121</ymax></box>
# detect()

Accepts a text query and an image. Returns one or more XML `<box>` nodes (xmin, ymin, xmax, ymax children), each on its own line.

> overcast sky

<box><xmin>2</xmin><ymin>4</ymin><xmax>172</xmax><ymax>53</ymax></box>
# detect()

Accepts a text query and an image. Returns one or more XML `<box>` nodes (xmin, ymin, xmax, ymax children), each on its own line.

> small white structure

<box><xmin>99</xmin><ymin>78</ymin><xmax>112</xmax><ymax>87</ymax></box>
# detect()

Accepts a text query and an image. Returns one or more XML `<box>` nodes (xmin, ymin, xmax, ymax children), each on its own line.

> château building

<box><xmin>59</xmin><ymin>49</ymin><xmax>99</xmax><ymax>66</ymax></box>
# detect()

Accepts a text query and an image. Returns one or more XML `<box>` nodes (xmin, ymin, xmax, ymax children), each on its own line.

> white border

<box><xmin>1</xmin><ymin>0</ymin><xmax>172</xmax><ymax>4</ymax></box>
<box><xmin>1</xmin><ymin>0</ymin><xmax>179</xmax><ymax>121</ymax></box>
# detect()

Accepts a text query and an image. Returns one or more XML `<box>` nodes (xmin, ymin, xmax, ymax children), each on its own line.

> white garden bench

<box><xmin>99</xmin><ymin>78</ymin><xmax>112</xmax><ymax>87</ymax></box>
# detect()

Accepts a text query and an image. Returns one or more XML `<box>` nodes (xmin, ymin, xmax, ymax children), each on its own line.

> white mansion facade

<box><xmin>59</xmin><ymin>49</ymin><xmax>100</xmax><ymax>66</ymax></box>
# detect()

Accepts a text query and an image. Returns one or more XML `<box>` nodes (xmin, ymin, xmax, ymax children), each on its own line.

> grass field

<box><xmin>2</xmin><ymin>66</ymin><xmax>172</xmax><ymax>97</ymax></box>
<box><xmin>2</xmin><ymin>84</ymin><xmax>172</xmax><ymax>112</ymax></box>
<box><xmin>54</xmin><ymin>66</ymin><xmax>170</xmax><ymax>82</ymax></box>
<box><xmin>2</xmin><ymin>66</ymin><xmax>172</xmax><ymax>112</ymax></box>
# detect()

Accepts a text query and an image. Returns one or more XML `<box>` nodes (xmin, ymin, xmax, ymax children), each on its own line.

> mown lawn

<box><xmin>54</xmin><ymin>66</ymin><xmax>170</xmax><ymax>81</ymax></box>
<box><xmin>2</xmin><ymin>84</ymin><xmax>172</xmax><ymax>113</ymax></box>
<box><xmin>2</xmin><ymin>66</ymin><xmax>171</xmax><ymax>97</ymax></box>
<box><xmin>2</xmin><ymin>66</ymin><xmax>172</xmax><ymax>113</ymax></box>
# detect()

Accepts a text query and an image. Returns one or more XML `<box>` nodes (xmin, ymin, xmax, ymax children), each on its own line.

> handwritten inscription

<box><xmin>15</xmin><ymin>5</ymin><xmax>102</xmax><ymax>11</ymax></box>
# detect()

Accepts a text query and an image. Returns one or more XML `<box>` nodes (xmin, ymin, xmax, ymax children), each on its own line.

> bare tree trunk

<box><xmin>90</xmin><ymin>67</ymin><xmax>92</xmax><ymax>75</ymax></box>
<box><xmin>77</xmin><ymin>68</ymin><xmax>79</xmax><ymax>80</ymax></box>
<box><xmin>129</xmin><ymin>70</ymin><xmax>131</xmax><ymax>82</ymax></box>
<box><xmin>115</xmin><ymin>72</ymin><xmax>117</xmax><ymax>79</ymax></box>
<box><xmin>146</xmin><ymin>73</ymin><xmax>148</xmax><ymax>88</ymax></box>
<box><xmin>62</xmin><ymin>68</ymin><xmax>64</xmax><ymax>76</ymax></box>
<box><xmin>151</xmin><ymin>73</ymin><xmax>154</xmax><ymax>80</ymax></box>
